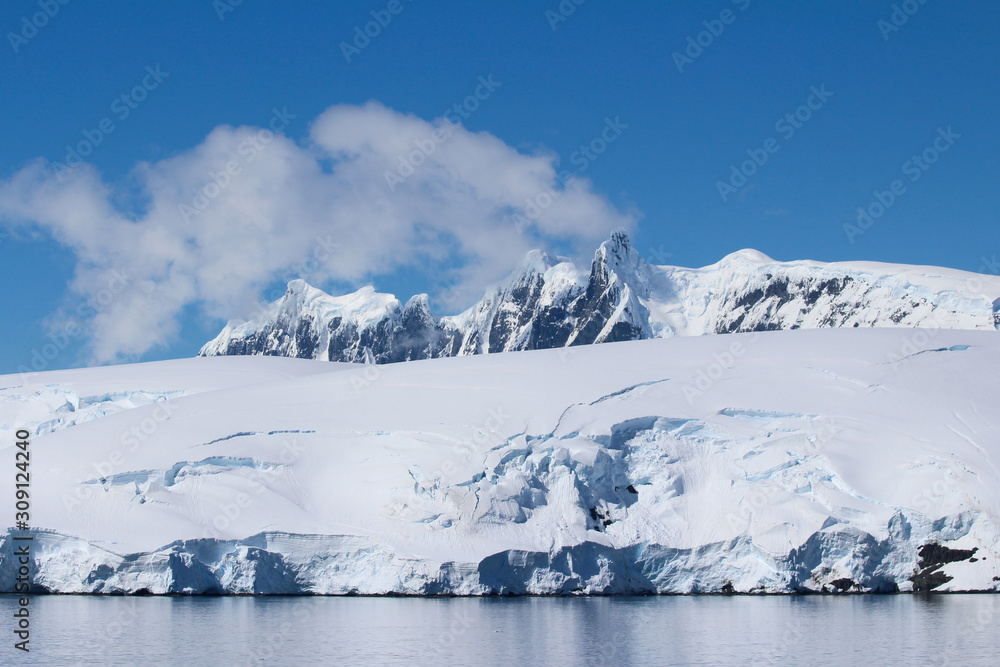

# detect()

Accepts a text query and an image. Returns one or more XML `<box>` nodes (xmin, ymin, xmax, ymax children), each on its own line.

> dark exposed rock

<box><xmin>916</xmin><ymin>543</ymin><xmax>978</xmax><ymax>570</ymax></box>
<box><xmin>831</xmin><ymin>577</ymin><xmax>854</xmax><ymax>592</ymax></box>
<box><xmin>201</xmin><ymin>231</ymin><xmax>999</xmax><ymax>363</ymax></box>
<box><xmin>911</xmin><ymin>569</ymin><xmax>953</xmax><ymax>592</ymax></box>
<box><xmin>910</xmin><ymin>543</ymin><xmax>979</xmax><ymax>592</ymax></box>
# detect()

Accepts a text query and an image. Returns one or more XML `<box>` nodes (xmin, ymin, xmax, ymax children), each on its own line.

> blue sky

<box><xmin>1</xmin><ymin>0</ymin><xmax>998</xmax><ymax>374</ymax></box>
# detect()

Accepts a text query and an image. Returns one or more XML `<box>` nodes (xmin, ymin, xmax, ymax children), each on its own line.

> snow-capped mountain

<box><xmin>3</xmin><ymin>328</ymin><xmax>1000</xmax><ymax>594</ymax></box>
<box><xmin>200</xmin><ymin>231</ymin><xmax>1000</xmax><ymax>363</ymax></box>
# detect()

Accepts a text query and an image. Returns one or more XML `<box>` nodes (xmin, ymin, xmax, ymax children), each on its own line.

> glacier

<box><xmin>3</xmin><ymin>328</ymin><xmax>1000</xmax><ymax>595</ymax></box>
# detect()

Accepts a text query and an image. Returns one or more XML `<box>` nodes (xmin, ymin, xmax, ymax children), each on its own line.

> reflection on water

<box><xmin>0</xmin><ymin>593</ymin><xmax>996</xmax><ymax>666</ymax></box>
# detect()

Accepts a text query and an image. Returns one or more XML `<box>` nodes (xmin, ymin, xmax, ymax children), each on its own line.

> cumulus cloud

<box><xmin>0</xmin><ymin>102</ymin><xmax>637</xmax><ymax>364</ymax></box>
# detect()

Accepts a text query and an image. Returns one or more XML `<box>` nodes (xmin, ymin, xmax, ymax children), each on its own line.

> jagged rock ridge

<box><xmin>200</xmin><ymin>230</ymin><xmax>1000</xmax><ymax>362</ymax></box>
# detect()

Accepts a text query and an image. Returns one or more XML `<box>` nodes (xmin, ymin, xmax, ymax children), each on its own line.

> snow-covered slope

<box><xmin>0</xmin><ymin>356</ymin><xmax>346</xmax><ymax>440</ymax></box>
<box><xmin>200</xmin><ymin>231</ymin><xmax>1000</xmax><ymax>363</ymax></box>
<box><xmin>4</xmin><ymin>329</ymin><xmax>1000</xmax><ymax>594</ymax></box>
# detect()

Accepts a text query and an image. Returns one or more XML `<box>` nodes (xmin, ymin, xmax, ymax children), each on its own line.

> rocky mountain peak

<box><xmin>200</xmin><ymin>231</ymin><xmax>1000</xmax><ymax>363</ymax></box>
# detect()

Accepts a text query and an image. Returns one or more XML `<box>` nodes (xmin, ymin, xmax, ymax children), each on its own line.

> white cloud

<box><xmin>0</xmin><ymin>101</ymin><xmax>637</xmax><ymax>364</ymax></box>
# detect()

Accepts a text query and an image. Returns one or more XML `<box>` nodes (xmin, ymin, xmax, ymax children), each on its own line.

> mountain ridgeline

<box><xmin>200</xmin><ymin>231</ymin><xmax>1000</xmax><ymax>363</ymax></box>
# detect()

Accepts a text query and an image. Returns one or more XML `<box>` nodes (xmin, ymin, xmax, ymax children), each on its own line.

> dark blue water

<box><xmin>1</xmin><ymin>594</ymin><xmax>996</xmax><ymax>666</ymax></box>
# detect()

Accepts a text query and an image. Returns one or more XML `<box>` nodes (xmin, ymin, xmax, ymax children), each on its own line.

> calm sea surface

<box><xmin>1</xmin><ymin>594</ymin><xmax>996</xmax><ymax>666</ymax></box>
